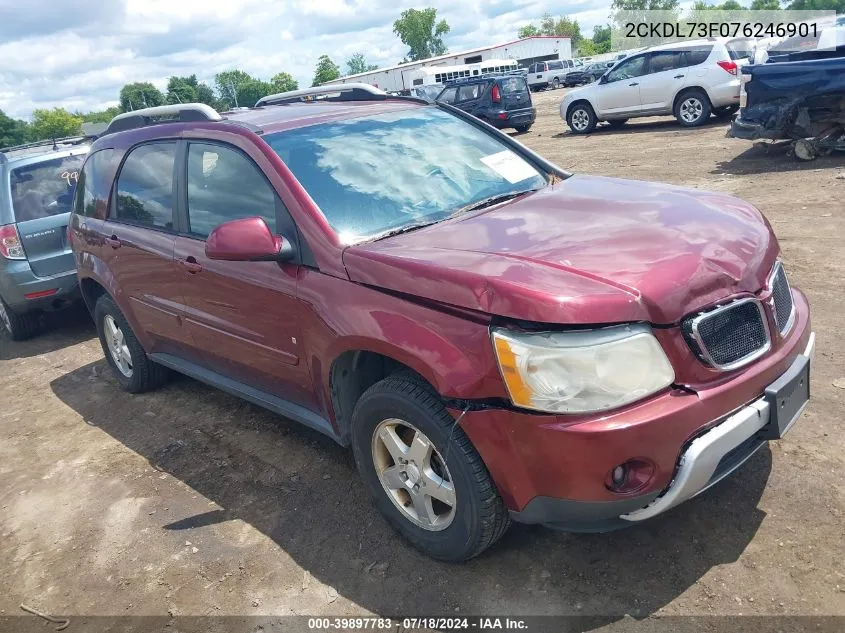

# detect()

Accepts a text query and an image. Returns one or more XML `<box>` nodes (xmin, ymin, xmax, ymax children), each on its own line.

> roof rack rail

<box><xmin>442</xmin><ymin>68</ymin><xmax>528</xmax><ymax>86</ymax></box>
<box><xmin>0</xmin><ymin>135</ymin><xmax>88</xmax><ymax>157</ymax></box>
<box><xmin>256</xmin><ymin>83</ymin><xmax>398</xmax><ymax>106</ymax></box>
<box><xmin>104</xmin><ymin>103</ymin><xmax>222</xmax><ymax>136</ymax></box>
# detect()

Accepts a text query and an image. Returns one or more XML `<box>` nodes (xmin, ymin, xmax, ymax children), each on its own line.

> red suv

<box><xmin>70</xmin><ymin>85</ymin><xmax>814</xmax><ymax>561</ymax></box>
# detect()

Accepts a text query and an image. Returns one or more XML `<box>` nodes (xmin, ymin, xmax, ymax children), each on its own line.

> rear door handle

<box><xmin>674</xmin><ymin>74</ymin><xmax>685</xmax><ymax>79</ymax></box>
<box><xmin>178</xmin><ymin>257</ymin><xmax>203</xmax><ymax>274</ymax></box>
<box><xmin>104</xmin><ymin>235</ymin><xmax>121</xmax><ymax>249</ymax></box>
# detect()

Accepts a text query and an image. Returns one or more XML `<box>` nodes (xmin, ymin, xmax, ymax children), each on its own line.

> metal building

<box><xmin>322</xmin><ymin>36</ymin><xmax>573</xmax><ymax>93</ymax></box>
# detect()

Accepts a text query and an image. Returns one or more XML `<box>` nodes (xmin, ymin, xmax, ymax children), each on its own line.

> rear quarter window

<box><xmin>548</xmin><ymin>61</ymin><xmax>564</xmax><ymax>70</ymax></box>
<box><xmin>682</xmin><ymin>45</ymin><xmax>714</xmax><ymax>66</ymax></box>
<box><xmin>726</xmin><ymin>39</ymin><xmax>754</xmax><ymax>61</ymax></box>
<box><xmin>500</xmin><ymin>77</ymin><xmax>528</xmax><ymax>94</ymax></box>
<box><xmin>10</xmin><ymin>154</ymin><xmax>86</xmax><ymax>222</ymax></box>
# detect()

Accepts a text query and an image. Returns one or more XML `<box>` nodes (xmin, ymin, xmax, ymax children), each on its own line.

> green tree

<box><xmin>346</xmin><ymin>53</ymin><xmax>379</xmax><ymax>76</ymax></box>
<box><xmin>593</xmin><ymin>24</ymin><xmax>612</xmax><ymax>54</ymax></box>
<box><xmin>214</xmin><ymin>70</ymin><xmax>255</xmax><ymax>109</ymax></box>
<box><xmin>237</xmin><ymin>79</ymin><xmax>273</xmax><ymax>107</ymax></box>
<box><xmin>750</xmin><ymin>0</ymin><xmax>782</xmax><ymax>8</ymax></box>
<box><xmin>30</xmin><ymin>108</ymin><xmax>82</xmax><ymax>141</ymax></box>
<box><xmin>518</xmin><ymin>24</ymin><xmax>542</xmax><ymax>38</ymax></box>
<box><xmin>195</xmin><ymin>82</ymin><xmax>218</xmax><ymax>108</ymax></box>
<box><xmin>393</xmin><ymin>8</ymin><xmax>450</xmax><ymax>61</ymax></box>
<box><xmin>611</xmin><ymin>0</ymin><xmax>680</xmax><ymax>8</ymax></box>
<box><xmin>520</xmin><ymin>13</ymin><xmax>583</xmax><ymax>48</ymax></box>
<box><xmin>312</xmin><ymin>55</ymin><xmax>341</xmax><ymax>86</ymax></box>
<box><xmin>270</xmin><ymin>72</ymin><xmax>298</xmax><ymax>93</ymax></box>
<box><xmin>77</xmin><ymin>107</ymin><xmax>121</xmax><ymax>123</ymax></box>
<box><xmin>786</xmin><ymin>0</ymin><xmax>845</xmax><ymax>9</ymax></box>
<box><xmin>0</xmin><ymin>109</ymin><xmax>30</xmax><ymax>147</ymax></box>
<box><xmin>166</xmin><ymin>74</ymin><xmax>199</xmax><ymax>104</ymax></box>
<box><xmin>119</xmin><ymin>82</ymin><xmax>165</xmax><ymax>112</ymax></box>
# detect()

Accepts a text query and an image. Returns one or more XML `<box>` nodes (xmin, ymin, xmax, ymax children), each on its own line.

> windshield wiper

<box><xmin>367</xmin><ymin>220</ymin><xmax>441</xmax><ymax>242</ymax></box>
<box><xmin>450</xmin><ymin>188</ymin><xmax>539</xmax><ymax>218</ymax></box>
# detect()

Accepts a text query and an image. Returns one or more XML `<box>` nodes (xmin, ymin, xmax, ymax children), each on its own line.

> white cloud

<box><xmin>0</xmin><ymin>0</ymin><xmax>610</xmax><ymax>119</ymax></box>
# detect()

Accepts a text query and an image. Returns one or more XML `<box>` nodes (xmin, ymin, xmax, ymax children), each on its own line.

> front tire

<box><xmin>567</xmin><ymin>102</ymin><xmax>597</xmax><ymax>134</ymax></box>
<box><xmin>94</xmin><ymin>295</ymin><xmax>169</xmax><ymax>393</ymax></box>
<box><xmin>0</xmin><ymin>298</ymin><xmax>40</xmax><ymax>341</ymax></box>
<box><xmin>351</xmin><ymin>374</ymin><xmax>510</xmax><ymax>562</ymax></box>
<box><xmin>674</xmin><ymin>90</ymin><xmax>711</xmax><ymax>127</ymax></box>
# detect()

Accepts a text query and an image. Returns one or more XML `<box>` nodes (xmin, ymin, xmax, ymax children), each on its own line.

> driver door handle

<box><xmin>104</xmin><ymin>235</ymin><xmax>121</xmax><ymax>249</ymax></box>
<box><xmin>674</xmin><ymin>74</ymin><xmax>685</xmax><ymax>79</ymax></box>
<box><xmin>178</xmin><ymin>257</ymin><xmax>203</xmax><ymax>274</ymax></box>
<box><xmin>628</xmin><ymin>82</ymin><xmax>639</xmax><ymax>86</ymax></box>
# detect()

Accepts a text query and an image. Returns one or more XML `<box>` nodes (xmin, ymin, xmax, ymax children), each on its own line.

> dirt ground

<box><xmin>1</xmin><ymin>88</ymin><xmax>844</xmax><ymax>631</ymax></box>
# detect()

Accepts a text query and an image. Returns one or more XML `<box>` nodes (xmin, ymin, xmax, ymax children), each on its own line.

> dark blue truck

<box><xmin>730</xmin><ymin>35</ymin><xmax>845</xmax><ymax>160</ymax></box>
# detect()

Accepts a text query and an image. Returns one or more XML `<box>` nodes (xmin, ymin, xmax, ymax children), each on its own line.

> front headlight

<box><xmin>492</xmin><ymin>324</ymin><xmax>675</xmax><ymax>414</ymax></box>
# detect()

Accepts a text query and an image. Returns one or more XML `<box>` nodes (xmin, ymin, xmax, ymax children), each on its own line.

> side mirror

<box><xmin>205</xmin><ymin>217</ymin><xmax>295</xmax><ymax>263</ymax></box>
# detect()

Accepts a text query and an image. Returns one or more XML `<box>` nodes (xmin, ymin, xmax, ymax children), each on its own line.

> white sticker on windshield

<box><xmin>480</xmin><ymin>150</ymin><xmax>536</xmax><ymax>184</ymax></box>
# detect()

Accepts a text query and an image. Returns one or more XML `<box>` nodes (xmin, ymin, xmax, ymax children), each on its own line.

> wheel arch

<box><xmin>566</xmin><ymin>99</ymin><xmax>595</xmax><ymax>121</ymax></box>
<box><xmin>673</xmin><ymin>86</ymin><xmax>711</xmax><ymax>111</ymax></box>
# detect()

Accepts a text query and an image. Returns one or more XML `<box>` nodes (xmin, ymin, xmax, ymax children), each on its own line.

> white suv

<box><xmin>559</xmin><ymin>39</ymin><xmax>752</xmax><ymax>134</ymax></box>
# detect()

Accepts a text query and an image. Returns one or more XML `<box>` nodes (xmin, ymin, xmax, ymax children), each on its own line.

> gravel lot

<box><xmin>1</xmin><ymin>88</ymin><xmax>844</xmax><ymax>631</ymax></box>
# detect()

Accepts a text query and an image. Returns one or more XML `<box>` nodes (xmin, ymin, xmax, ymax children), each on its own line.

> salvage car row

<box><xmin>0</xmin><ymin>67</ymin><xmax>818</xmax><ymax>562</ymax></box>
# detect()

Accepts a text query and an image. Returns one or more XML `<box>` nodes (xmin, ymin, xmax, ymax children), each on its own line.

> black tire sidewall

<box><xmin>94</xmin><ymin>295</ymin><xmax>145</xmax><ymax>392</ymax></box>
<box><xmin>675</xmin><ymin>91</ymin><xmax>711</xmax><ymax>127</ymax></box>
<box><xmin>351</xmin><ymin>384</ymin><xmax>489</xmax><ymax>561</ymax></box>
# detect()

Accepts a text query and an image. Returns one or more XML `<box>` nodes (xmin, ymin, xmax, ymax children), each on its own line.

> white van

<box><xmin>527</xmin><ymin>59</ymin><xmax>576</xmax><ymax>91</ymax></box>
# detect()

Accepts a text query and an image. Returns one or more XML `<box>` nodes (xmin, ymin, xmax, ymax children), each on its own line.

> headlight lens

<box><xmin>492</xmin><ymin>324</ymin><xmax>675</xmax><ymax>414</ymax></box>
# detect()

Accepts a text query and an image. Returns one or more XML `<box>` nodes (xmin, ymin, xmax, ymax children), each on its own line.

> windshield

<box><xmin>10</xmin><ymin>154</ymin><xmax>85</xmax><ymax>222</ymax></box>
<box><xmin>265</xmin><ymin>107</ymin><xmax>547</xmax><ymax>243</ymax></box>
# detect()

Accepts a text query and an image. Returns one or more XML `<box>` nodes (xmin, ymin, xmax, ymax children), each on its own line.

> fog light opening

<box><xmin>606</xmin><ymin>459</ymin><xmax>655</xmax><ymax>494</ymax></box>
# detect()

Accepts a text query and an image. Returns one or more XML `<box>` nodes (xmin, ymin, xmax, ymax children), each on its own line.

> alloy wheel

<box><xmin>680</xmin><ymin>97</ymin><xmax>704</xmax><ymax>123</ymax></box>
<box><xmin>104</xmin><ymin>314</ymin><xmax>133</xmax><ymax>377</ymax></box>
<box><xmin>371</xmin><ymin>418</ymin><xmax>456</xmax><ymax>531</ymax></box>
<box><xmin>571</xmin><ymin>108</ymin><xmax>591</xmax><ymax>131</ymax></box>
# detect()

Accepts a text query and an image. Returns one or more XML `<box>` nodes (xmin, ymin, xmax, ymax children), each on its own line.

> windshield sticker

<box><xmin>480</xmin><ymin>151</ymin><xmax>536</xmax><ymax>184</ymax></box>
<box><xmin>60</xmin><ymin>171</ymin><xmax>79</xmax><ymax>186</ymax></box>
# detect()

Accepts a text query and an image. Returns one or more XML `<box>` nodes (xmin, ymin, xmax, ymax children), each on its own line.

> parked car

<box><xmin>71</xmin><ymin>87</ymin><xmax>813</xmax><ymax>562</ymax></box>
<box><xmin>564</xmin><ymin>61</ymin><xmax>615</xmax><ymax>87</ymax></box>
<box><xmin>437</xmin><ymin>73</ymin><xmax>536</xmax><ymax>132</ymax></box>
<box><xmin>730</xmin><ymin>55</ymin><xmax>845</xmax><ymax>160</ymax></box>
<box><xmin>527</xmin><ymin>59</ymin><xmax>576</xmax><ymax>90</ymax></box>
<box><xmin>560</xmin><ymin>38</ymin><xmax>753</xmax><ymax>134</ymax></box>
<box><xmin>409</xmin><ymin>84</ymin><xmax>443</xmax><ymax>103</ymax></box>
<box><xmin>0</xmin><ymin>137</ymin><xmax>88</xmax><ymax>340</ymax></box>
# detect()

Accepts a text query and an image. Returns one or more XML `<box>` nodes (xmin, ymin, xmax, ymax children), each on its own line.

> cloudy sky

<box><xmin>0</xmin><ymin>0</ymin><xmax>614</xmax><ymax>119</ymax></box>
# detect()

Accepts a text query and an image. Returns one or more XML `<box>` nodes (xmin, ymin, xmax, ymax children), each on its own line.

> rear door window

<box><xmin>186</xmin><ymin>143</ymin><xmax>277</xmax><ymax>238</ymax></box>
<box><xmin>10</xmin><ymin>154</ymin><xmax>86</xmax><ymax>222</ymax></box>
<box><xmin>457</xmin><ymin>84</ymin><xmax>483</xmax><ymax>102</ymax></box>
<box><xmin>114</xmin><ymin>142</ymin><xmax>176</xmax><ymax>231</ymax></box>
<box><xmin>647</xmin><ymin>51</ymin><xmax>684</xmax><ymax>74</ymax></box>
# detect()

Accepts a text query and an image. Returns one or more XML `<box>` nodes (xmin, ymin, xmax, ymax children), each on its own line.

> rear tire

<box><xmin>713</xmin><ymin>105</ymin><xmax>739</xmax><ymax>119</ymax></box>
<box><xmin>552</xmin><ymin>77</ymin><xmax>560</xmax><ymax>89</ymax></box>
<box><xmin>0</xmin><ymin>298</ymin><xmax>40</xmax><ymax>341</ymax></box>
<box><xmin>515</xmin><ymin>124</ymin><xmax>532</xmax><ymax>133</ymax></box>
<box><xmin>351</xmin><ymin>373</ymin><xmax>510</xmax><ymax>562</ymax></box>
<box><xmin>94</xmin><ymin>295</ymin><xmax>169</xmax><ymax>393</ymax></box>
<box><xmin>567</xmin><ymin>102</ymin><xmax>597</xmax><ymax>134</ymax></box>
<box><xmin>674</xmin><ymin>90</ymin><xmax>711</xmax><ymax>127</ymax></box>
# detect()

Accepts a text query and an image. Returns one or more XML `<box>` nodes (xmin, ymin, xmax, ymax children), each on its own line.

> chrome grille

<box><xmin>682</xmin><ymin>299</ymin><xmax>771</xmax><ymax>370</ymax></box>
<box><xmin>769</xmin><ymin>262</ymin><xmax>794</xmax><ymax>335</ymax></box>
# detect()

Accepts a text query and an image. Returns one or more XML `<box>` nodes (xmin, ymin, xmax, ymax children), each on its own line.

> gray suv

<box><xmin>0</xmin><ymin>138</ymin><xmax>88</xmax><ymax>340</ymax></box>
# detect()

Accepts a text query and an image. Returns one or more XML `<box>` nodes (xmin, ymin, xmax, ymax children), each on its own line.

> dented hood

<box><xmin>342</xmin><ymin>175</ymin><xmax>778</xmax><ymax>325</ymax></box>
